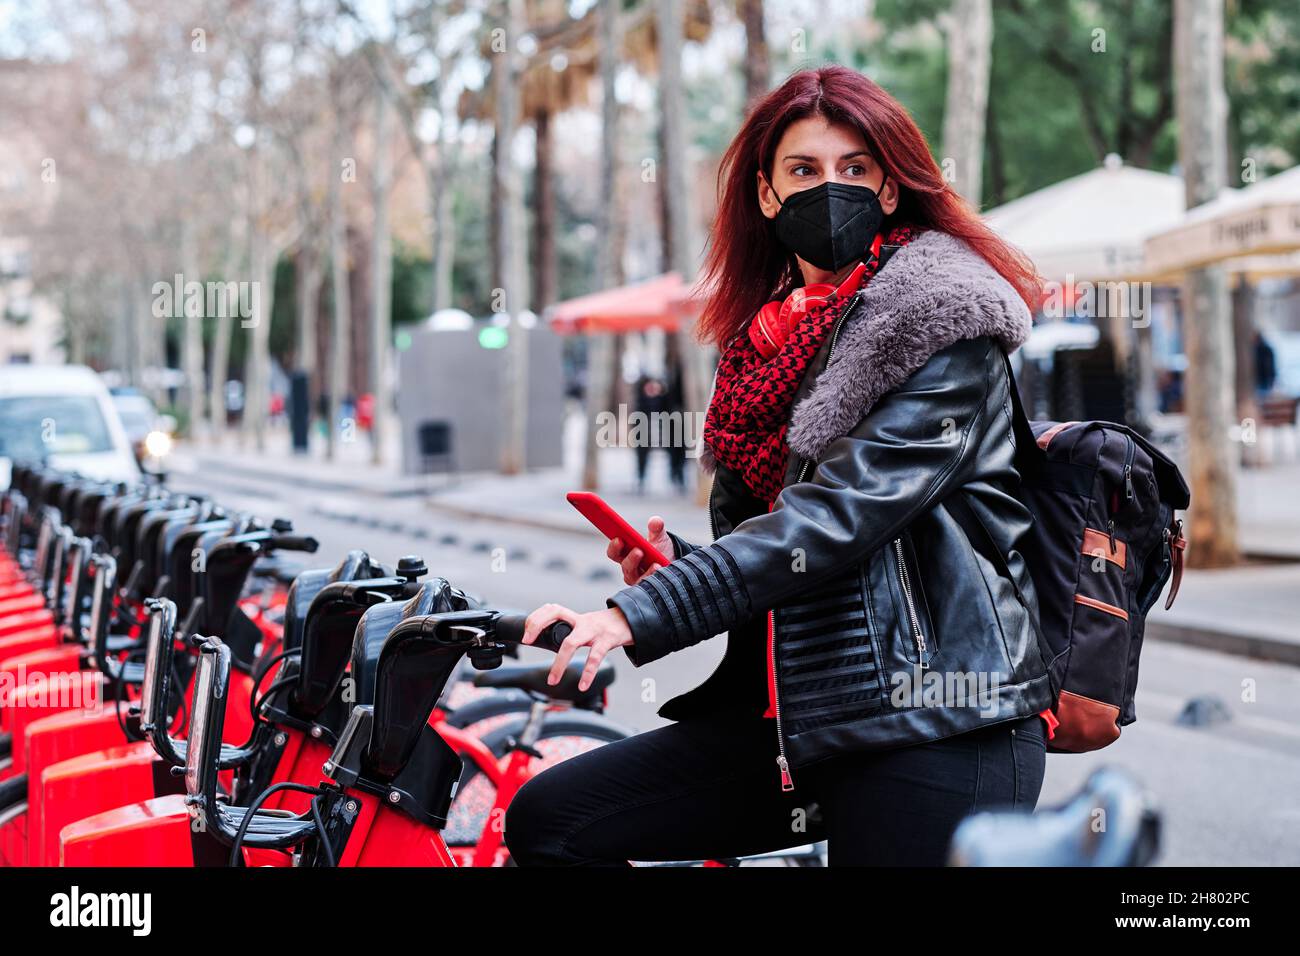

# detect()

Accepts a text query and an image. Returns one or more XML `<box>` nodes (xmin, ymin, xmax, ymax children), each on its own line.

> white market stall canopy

<box><xmin>1143</xmin><ymin>164</ymin><xmax>1300</xmax><ymax>278</ymax></box>
<box><xmin>983</xmin><ymin>154</ymin><xmax>1186</xmax><ymax>283</ymax></box>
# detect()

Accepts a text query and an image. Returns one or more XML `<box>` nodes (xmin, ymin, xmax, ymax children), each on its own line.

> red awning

<box><xmin>547</xmin><ymin>272</ymin><xmax>705</xmax><ymax>335</ymax></box>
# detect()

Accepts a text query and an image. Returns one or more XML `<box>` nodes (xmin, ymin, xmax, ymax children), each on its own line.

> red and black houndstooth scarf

<box><xmin>703</xmin><ymin>224</ymin><xmax>922</xmax><ymax>507</ymax></box>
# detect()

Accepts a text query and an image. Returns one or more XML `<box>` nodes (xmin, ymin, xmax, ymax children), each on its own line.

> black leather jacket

<box><xmin>607</xmin><ymin>230</ymin><xmax>1054</xmax><ymax>784</ymax></box>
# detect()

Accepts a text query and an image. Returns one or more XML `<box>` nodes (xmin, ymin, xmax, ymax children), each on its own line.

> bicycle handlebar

<box><xmin>267</xmin><ymin>534</ymin><xmax>320</xmax><ymax>554</ymax></box>
<box><xmin>493</xmin><ymin>613</ymin><xmax>572</xmax><ymax>654</ymax></box>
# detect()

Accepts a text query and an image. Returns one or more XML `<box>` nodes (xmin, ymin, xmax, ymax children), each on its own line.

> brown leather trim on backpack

<box><xmin>1165</xmin><ymin>518</ymin><xmax>1186</xmax><ymax>610</ymax></box>
<box><xmin>1036</xmin><ymin>421</ymin><xmax>1078</xmax><ymax>449</ymax></box>
<box><xmin>1081</xmin><ymin>528</ymin><xmax>1126</xmax><ymax>568</ymax></box>
<box><xmin>1051</xmin><ymin>690</ymin><xmax>1122</xmax><ymax>752</ymax></box>
<box><xmin>1074</xmin><ymin>593</ymin><xmax>1129</xmax><ymax>620</ymax></box>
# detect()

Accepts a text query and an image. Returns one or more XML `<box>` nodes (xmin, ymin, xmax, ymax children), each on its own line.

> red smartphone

<box><xmin>566</xmin><ymin>491</ymin><xmax>671</xmax><ymax>570</ymax></box>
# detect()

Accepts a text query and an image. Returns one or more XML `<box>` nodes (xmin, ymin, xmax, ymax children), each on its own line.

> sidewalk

<box><xmin>1237</xmin><ymin>463</ymin><xmax>1300</xmax><ymax>562</ymax></box>
<box><xmin>1146</xmin><ymin>564</ymin><xmax>1300</xmax><ymax>666</ymax></box>
<box><xmin>181</xmin><ymin>427</ymin><xmax>434</xmax><ymax>498</ymax></box>
<box><xmin>178</xmin><ymin>418</ymin><xmax>1300</xmax><ymax>666</ymax></box>
<box><xmin>180</xmin><ymin>414</ymin><xmax>713</xmax><ymax>542</ymax></box>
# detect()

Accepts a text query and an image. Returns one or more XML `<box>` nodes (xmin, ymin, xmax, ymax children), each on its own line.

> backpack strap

<box><xmin>950</xmin><ymin>351</ymin><xmax>1059</xmax><ymax>700</ymax></box>
<box><xmin>1166</xmin><ymin>518</ymin><xmax>1186</xmax><ymax>610</ymax></box>
<box><xmin>1002</xmin><ymin>351</ymin><xmax>1045</xmax><ymax>469</ymax></box>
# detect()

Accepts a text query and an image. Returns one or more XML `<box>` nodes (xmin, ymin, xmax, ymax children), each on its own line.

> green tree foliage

<box><xmin>1228</xmin><ymin>0</ymin><xmax>1300</xmax><ymax>181</ymax></box>
<box><xmin>873</xmin><ymin>0</ymin><xmax>1299</xmax><ymax>207</ymax></box>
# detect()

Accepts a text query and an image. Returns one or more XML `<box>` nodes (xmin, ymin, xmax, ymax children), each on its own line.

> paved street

<box><xmin>167</xmin><ymin>439</ymin><xmax>1300</xmax><ymax>866</ymax></box>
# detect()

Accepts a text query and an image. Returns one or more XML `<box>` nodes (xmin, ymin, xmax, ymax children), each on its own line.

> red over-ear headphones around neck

<box><xmin>748</xmin><ymin>233</ymin><xmax>883</xmax><ymax>360</ymax></box>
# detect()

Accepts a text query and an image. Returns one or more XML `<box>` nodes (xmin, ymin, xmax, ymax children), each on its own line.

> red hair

<box><xmin>695</xmin><ymin>65</ymin><xmax>1041</xmax><ymax>346</ymax></box>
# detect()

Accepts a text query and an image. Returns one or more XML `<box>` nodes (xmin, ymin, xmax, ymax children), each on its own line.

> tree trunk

<box><xmin>244</xmin><ymin>97</ymin><xmax>272</xmax><ymax>451</ymax></box>
<box><xmin>327</xmin><ymin>96</ymin><xmax>353</xmax><ymax>462</ymax></box>
<box><xmin>116</xmin><ymin>279</ymin><xmax>133</xmax><ymax>383</ymax></box>
<box><xmin>129</xmin><ymin>275</ymin><xmax>148</xmax><ymax>390</ymax></box>
<box><xmin>246</xmin><ymin>237</ymin><xmax>275</xmax><ymax>452</ymax></box>
<box><xmin>430</xmin><ymin>158</ymin><xmax>455</xmax><ymax>313</ymax></box>
<box><xmin>370</xmin><ymin>85</ymin><xmax>393</xmax><ymax>467</ymax></box>
<box><xmin>583</xmin><ymin>0</ymin><xmax>625</xmax><ymax>491</ymax></box>
<box><xmin>658</xmin><ymin>0</ymin><xmax>712</xmax><ymax>504</ymax></box>
<box><xmin>488</xmin><ymin>133</ymin><xmax>502</xmax><ymax>299</ymax></box>
<box><xmin>985</xmin><ymin>91</ymin><xmax>1007</xmax><ymax>207</ymax></box>
<box><xmin>532</xmin><ymin>106</ymin><xmax>558</xmax><ymax>314</ymax></box>
<box><xmin>737</xmin><ymin>0</ymin><xmax>769</xmax><ymax>108</ymax></box>
<box><xmin>208</xmin><ymin>310</ymin><xmax>233</xmax><ymax>438</ymax></box>
<box><xmin>941</xmin><ymin>0</ymin><xmax>993</xmax><ymax>207</ymax></box>
<box><xmin>1174</xmin><ymin>0</ymin><xmax>1239</xmax><ymax>567</ymax></box>
<box><xmin>494</xmin><ymin>0</ymin><xmax>530</xmax><ymax>475</ymax></box>
<box><xmin>429</xmin><ymin>24</ymin><xmax>456</xmax><ymax>315</ymax></box>
<box><xmin>208</xmin><ymin>231</ymin><xmax>241</xmax><ymax>440</ymax></box>
<box><xmin>180</xmin><ymin>222</ymin><xmax>205</xmax><ymax>438</ymax></box>
<box><xmin>1232</xmin><ymin>274</ymin><xmax>1258</xmax><ymax>464</ymax></box>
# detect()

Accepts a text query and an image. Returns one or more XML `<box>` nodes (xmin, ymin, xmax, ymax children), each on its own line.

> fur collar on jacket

<box><xmin>699</xmin><ymin>229</ymin><xmax>1032</xmax><ymax>472</ymax></box>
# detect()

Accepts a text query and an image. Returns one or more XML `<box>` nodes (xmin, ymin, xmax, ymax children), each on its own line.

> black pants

<box><xmin>635</xmin><ymin>444</ymin><xmax>687</xmax><ymax>489</ymax></box>
<box><xmin>505</xmin><ymin>711</ymin><xmax>1046</xmax><ymax>866</ymax></box>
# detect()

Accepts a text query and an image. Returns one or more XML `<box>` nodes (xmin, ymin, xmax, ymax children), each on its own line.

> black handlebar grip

<box><xmin>267</xmin><ymin>534</ymin><xmax>320</xmax><ymax>554</ymax></box>
<box><xmin>494</xmin><ymin>613</ymin><xmax>573</xmax><ymax>653</ymax></box>
<box><xmin>533</xmin><ymin>621</ymin><xmax>573</xmax><ymax>653</ymax></box>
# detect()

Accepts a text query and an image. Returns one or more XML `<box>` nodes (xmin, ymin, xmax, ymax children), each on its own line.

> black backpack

<box><xmin>952</xmin><ymin>354</ymin><xmax>1190</xmax><ymax>753</ymax></box>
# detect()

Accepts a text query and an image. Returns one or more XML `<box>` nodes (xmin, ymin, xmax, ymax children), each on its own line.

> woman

<box><xmin>508</xmin><ymin>65</ymin><xmax>1054</xmax><ymax>866</ymax></box>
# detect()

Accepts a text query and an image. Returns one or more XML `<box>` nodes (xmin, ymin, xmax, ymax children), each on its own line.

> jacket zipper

<box><xmin>776</xmin><ymin>291</ymin><xmax>862</xmax><ymax>792</ymax></box>
<box><xmin>707</xmin><ymin>480</ymin><xmax>719</xmax><ymax>542</ymax></box>
<box><xmin>770</xmin><ymin>611</ymin><xmax>794</xmax><ymax>791</ymax></box>
<box><xmin>893</xmin><ymin>537</ymin><xmax>929</xmax><ymax>668</ymax></box>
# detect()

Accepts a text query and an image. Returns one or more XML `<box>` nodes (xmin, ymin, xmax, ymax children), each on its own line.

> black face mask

<box><xmin>768</xmin><ymin>180</ymin><xmax>886</xmax><ymax>273</ymax></box>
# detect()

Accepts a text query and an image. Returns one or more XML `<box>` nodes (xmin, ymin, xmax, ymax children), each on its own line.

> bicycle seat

<box><xmin>139</xmin><ymin>599</ymin><xmax>260</xmax><ymax>770</ymax></box>
<box><xmin>105</xmin><ymin>634</ymin><xmax>137</xmax><ymax>653</ymax></box>
<box><xmin>948</xmin><ymin>766</ymin><xmax>1160</xmax><ymax>867</ymax></box>
<box><xmin>186</xmin><ymin>637</ymin><xmax>318</xmax><ymax>851</ymax></box>
<box><xmin>473</xmin><ymin>661</ymin><xmax>615</xmax><ymax>703</ymax></box>
<box><xmin>102</xmin><ymin>657</ymin><xmax>146</xmax><ymax>684</ymax></box>
<box><xmin>164</xmin><ymin>739</ymin><xmax>255</xmax><ymax>765</ymax></box>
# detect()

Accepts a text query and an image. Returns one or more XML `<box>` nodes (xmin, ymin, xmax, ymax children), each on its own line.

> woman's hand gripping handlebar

<box><xmin>494</xmin><ymin>612</ymin><xmax>572</xmax><ymax>653</ymax></box>
<box><xmin>517</xmin><ymin>604</ymin><xmax>634</xmax><ymax>694</ymax></box>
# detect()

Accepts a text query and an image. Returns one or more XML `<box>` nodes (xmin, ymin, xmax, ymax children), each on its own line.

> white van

<box><xmin>0</xmin><ymin>364</ymin><xmax>141</xmax><ymax>488</ymax></box>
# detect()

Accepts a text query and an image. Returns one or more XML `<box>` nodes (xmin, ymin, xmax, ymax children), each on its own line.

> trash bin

<box><xmin>417</xmin><ymin>420</ymin><xmax>455</xmax><ymax>474</ymax></box>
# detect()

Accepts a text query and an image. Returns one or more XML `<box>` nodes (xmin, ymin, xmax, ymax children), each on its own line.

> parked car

<box><xmin>0</xmin><ymin>364</ymin><xmax>140</xmax><ymax>488</ymax></box>
<box><xmin>109</xmin><ymin>387</ymin><xmax>176</xmax><ymax>475</ymax></box>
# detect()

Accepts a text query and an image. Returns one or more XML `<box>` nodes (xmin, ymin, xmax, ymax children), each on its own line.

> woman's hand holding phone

<box><xmin>524</xmin><ymin>496</ymin><xmax>667</xmax><ymax>688</ymax></box>
<box><xmin>607</xmin><ymin>514</ymin><xmax>672</xmax><ymax>584</ymax></box>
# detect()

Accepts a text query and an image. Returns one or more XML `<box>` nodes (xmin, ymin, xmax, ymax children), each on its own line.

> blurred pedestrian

<box><xmin>1255</xmin><ymin>331</ymin><xmax>1277</xmax><ymax>398</ymax></box>
<box><xmin>663</xmin><ymin>354</ymin><xmax>687</xmax><ymax>493</ymax></box>
<box><xmin>632</xmin><ymin>375</ymin><xmax>667</xmax><ymax>495</ymax></box>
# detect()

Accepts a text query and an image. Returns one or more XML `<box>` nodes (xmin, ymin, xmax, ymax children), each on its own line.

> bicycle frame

<box><xmin>433</xmin><ymin>700</ymin><xmax>548</xmax><ymax>868</ymax></box>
